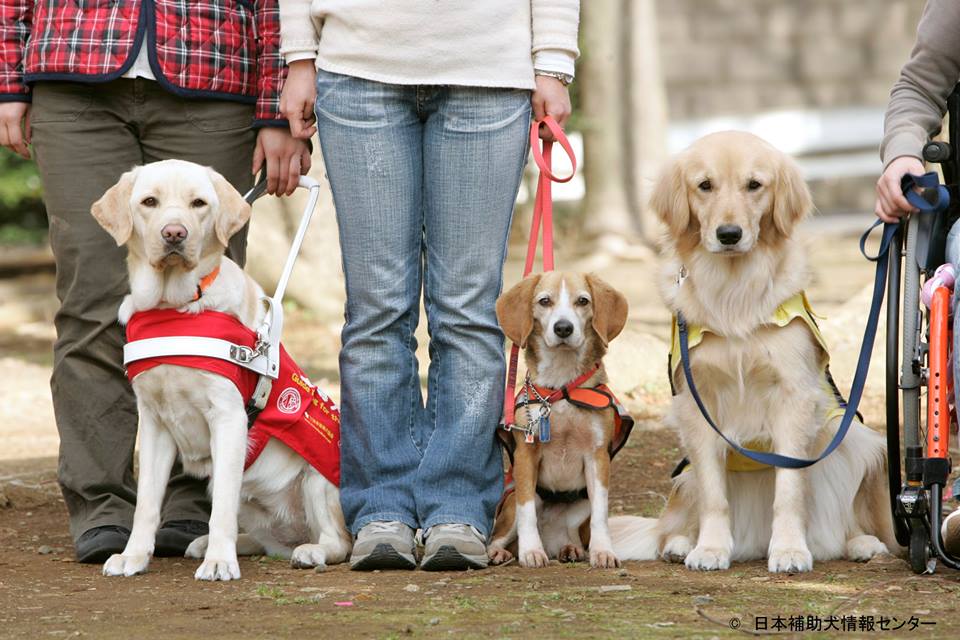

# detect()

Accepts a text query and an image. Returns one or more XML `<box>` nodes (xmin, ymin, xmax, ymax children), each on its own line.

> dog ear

<box><xmin>209</xmin><ymin>169</ymin><xmax>252</xmax><ymax>247</ymax></box>
<box><xmin>91</xmin><ymin>167</ymin><xmax>139</xmax><ymax>246</ymax></box>
<box><xmin>650</xmin><ymin>156</ymin><xmax>691</xmax><ymax>237</ymax></box>
<box><xmin>496</xmin><ymin>274</ymin><xmax>542</xmax><ymax>348</ymax></box>
<box><xmin>586</xmin><ymin>273</ymin><xmax>629</xmax><ymax>347</ymax></box>
<box><xmin>772</xmin><ymin>155</ymin><xmax>812</xmax><ymax>236</ymax></box>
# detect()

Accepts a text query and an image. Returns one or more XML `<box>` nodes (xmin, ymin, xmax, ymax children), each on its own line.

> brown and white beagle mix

<box><xmin>487</xmin><ymin>272</ymin><xmax>632</xmax><ymax>569</ymax></box>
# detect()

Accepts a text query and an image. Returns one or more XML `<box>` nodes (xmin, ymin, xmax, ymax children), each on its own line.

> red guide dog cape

<box><xmin>125</xmin><ymin>309</ymin><xmax>340</xmax><ymax>486</ymax></box>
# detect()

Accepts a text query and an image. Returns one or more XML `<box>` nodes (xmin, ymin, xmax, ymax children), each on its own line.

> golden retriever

<box><xmin>486</xmin><ymin>272</ymin><xmax>631</xmax><ymax>568</ymax></box>
<box><xmin>609</xmin><ymin>131</ymin><xmax>897</xmax><ymax>572</ymax></box>
<box><xmin>92</xmin><ymin>160</ymin><xmax>351</xmax><ymax>580</ymax></box>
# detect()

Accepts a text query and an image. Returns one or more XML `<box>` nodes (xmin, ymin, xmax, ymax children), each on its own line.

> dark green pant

<box><xmin>30</xmin><ymin>79</ymin><xmax>257</xmax><ymax>540</ymax></box>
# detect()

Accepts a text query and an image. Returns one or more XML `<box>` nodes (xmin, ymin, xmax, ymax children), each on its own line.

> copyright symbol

<box><xmin>729</xmin><ymin>617</ymin><xmax>742</xmax><ymax>629</ymax></box>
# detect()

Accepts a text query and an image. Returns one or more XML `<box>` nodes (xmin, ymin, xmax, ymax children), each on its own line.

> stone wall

<box><xmin>658</xmin><ymin>0</ymin><xmax>925</xmax><ymax>120</ymax></box>
<box><xmin>655</xmin><ymin>0</ymin><xmax>928</xmax><ymax>213</ymax></box>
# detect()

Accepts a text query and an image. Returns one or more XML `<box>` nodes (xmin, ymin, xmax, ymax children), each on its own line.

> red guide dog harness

<box><xmin>125</xmin><ymin>309</ymin><xmax>340</xmax><ymax>486</ymax></box>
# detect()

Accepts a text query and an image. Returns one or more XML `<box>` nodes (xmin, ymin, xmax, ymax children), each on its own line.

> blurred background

<box><xmin>0</xmin><ymin>0</ymin><xmax>928</xmax><ymax>475</ymax></box>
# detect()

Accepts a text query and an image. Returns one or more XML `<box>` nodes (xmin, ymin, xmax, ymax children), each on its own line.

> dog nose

<box><xmin>161</xmin><ymin>224</ymin><xmax>188</xmax><ymax>244</ymax></box>
<box><xmin>716</xmin><ymin>224</ymin><xmax>742</xmax><ymax>246</ymax></box>
<box><xmin>553</xmin><ymin>320</ymin><xmax>574</xmax><ymax>338</ymax></box>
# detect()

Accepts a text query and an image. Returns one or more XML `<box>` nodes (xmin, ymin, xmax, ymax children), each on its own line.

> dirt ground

<box><xmin>3</xmin><ymin>219</ymin><xmax>960</xmax><ymax>639</ymax></box>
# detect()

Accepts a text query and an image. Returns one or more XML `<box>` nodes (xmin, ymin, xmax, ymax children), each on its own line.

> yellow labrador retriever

<box><xmin>92</xmin><ymin>160</ymin><xmax>351</xmax><ymax>581</ymax></box>
<box><xmin>609</xmin><ymin>131</ymin><xmax>897</xmax><ymax>572</ymax></box>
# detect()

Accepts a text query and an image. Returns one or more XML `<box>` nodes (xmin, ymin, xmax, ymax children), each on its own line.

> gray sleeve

<box><xmin>881</xmin><ymin>0</ymin><xmax>960</xmax><ymax>169</ymax></box>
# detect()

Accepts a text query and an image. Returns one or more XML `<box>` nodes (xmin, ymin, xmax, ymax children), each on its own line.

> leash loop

<box><xmin>678</xmin><ymin>172</ymin><xmax>949</xmax><ymax>469</ymax></box>
<box><xmin>529</xmin><ymin>116</ymin><xmax>577</xmax><ymax>183</ymax></box>
<box><xmin>901</xmin><ymin>171</ymin><xmax>951</xmax><ymax>214</ymax></box>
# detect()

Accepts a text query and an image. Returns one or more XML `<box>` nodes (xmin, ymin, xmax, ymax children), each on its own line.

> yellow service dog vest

<box><xmin>668</xmin><ymin>292</ymin><xmax>849</xmax><ymax>473</ymax></box>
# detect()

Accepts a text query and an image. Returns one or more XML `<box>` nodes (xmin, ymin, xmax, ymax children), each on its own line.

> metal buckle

<box><xmin>230</xmin><ymin>345</ymin><xmax>255</xmax><ymax>363</ymax></box>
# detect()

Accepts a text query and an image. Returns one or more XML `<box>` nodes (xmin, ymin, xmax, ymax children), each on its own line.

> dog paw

<box><xmin>768</xmin><ymin>546</ymin><xmax>813</xmax><ymax>573</ymax></box>
<box><xmin>102</xmin><ymin>553</ymin><xmax>150</xmax><ymax>577</ymax></box>
<box><xmin>194</xmin><ymin>557</ymin><xmax>241</xmax><ymax>581</ymax></box>
<box><xmin>846</xmin><ymin>535</ymin><xmax>889</xmax><ymax>562</ymax></box>
<box><xmin>559</xmin><ymin>544</ymin><xmax>586</xmax><ymax>563</ymax></box>
<box><xmin>589</xmin><ymin>548</ymin><xmax>621</xmax><ymax>569</ymax></box>
<box><xmin>518</xmin><ymin>548</ymin><xmax>550</xmax><ymax>568</ymax></box>
<box><xmin>185</xmin><ymin>535</ymin><xmax>208</xmax><ymax>559</ymax></box>
<box><xmin>684</xmin><ymin>545</ymin><xmax>731</xmax><ymax>571</ymax></box>
<box><xmin>487</xmin><ymin>547</ymin><xmax>514</xmax><ymax>565</ymax></box>
<box><xmin>290</xmin><ymin>544</ymin><xmax>328</xmax><ymax>570</ymax></box>
<box><xmin>661</xmin><ymin>535</ymin><xmax>693</xmax><ymax>563</ymax></box>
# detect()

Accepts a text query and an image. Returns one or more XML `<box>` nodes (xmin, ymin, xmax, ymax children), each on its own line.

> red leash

<box><xmin>501</xmin><ymin>116</ymin><xmax>577</xmax><ymax>432</ymax></box>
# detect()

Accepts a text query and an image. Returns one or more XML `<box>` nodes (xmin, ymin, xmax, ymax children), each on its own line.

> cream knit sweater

<box><xmin>278</xmin><ymin>0</ymin><xmax>580</xmax><ymax>90</ymax></box>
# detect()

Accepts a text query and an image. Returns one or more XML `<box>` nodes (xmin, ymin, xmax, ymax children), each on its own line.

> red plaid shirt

<box><xmin>0</xmin><ymin>0</ymin><xmax>285</xmax><ymax>125</ymax></box>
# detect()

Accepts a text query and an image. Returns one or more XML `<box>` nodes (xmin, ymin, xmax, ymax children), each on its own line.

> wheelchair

<box><xmin>886</xmin><ymin>84</ymin><xmax>960</xmax><ymax>574</ymax></box>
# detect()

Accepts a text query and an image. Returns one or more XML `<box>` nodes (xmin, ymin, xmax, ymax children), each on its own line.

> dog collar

<box><xmin>192</xmin><ymin>266</ymin><xmax>221</xmax><ymax>301</ymax></box>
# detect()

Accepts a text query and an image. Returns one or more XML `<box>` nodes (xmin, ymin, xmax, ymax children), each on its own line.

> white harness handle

<box><xmin>123</xmin><ymin>175</ymin><xmax>323</xmax><ymax>410</ymax></box>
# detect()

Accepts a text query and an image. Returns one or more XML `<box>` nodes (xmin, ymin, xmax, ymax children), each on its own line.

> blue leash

<box><xmin>676</xmin><ymin>172</ymin><xmax>950</xmax><ymax>469</ymax></box>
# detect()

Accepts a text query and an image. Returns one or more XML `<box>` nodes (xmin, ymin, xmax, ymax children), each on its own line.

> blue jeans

<box><xmin>314</xmin><ymin>70</ymin><xmax>532</xmax><ymax>537</ymax></box>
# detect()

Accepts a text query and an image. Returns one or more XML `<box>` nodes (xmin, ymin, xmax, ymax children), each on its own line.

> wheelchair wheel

<box><xmin>886</xmin><ymin>227</ymin><xmax>911</xmax><ymax>546</ymax></box>
<box><xmin>897</xmin><ymin>214</ymin><xmax>935</xmax><ymax>574</ymax></box>
<box><xmin>910</xmin><ymin>521</ymin><xmax>931</xmax><ymax>574</ymax></box>
<box><xmin>902</xmin><ymin>213</ymin><xmax>923</xmax><ymax>452</ymax></box>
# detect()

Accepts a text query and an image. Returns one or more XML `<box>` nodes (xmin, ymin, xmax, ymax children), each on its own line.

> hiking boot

<box><xmin>155</xmin><ymin>519</ymin><xmax>209</xmax><ymax>557</ymax></box>
<box><xmin>350</xmin><ymin>521</ymin><xmax>417</xmax><ymax>571</ymax></box>
<box><xmin>75</xmin><ymin>525</ymin><xmax>130</xmax><ymax>564</ymax></box>
<box><xmin>942</xmin><ymin>509</ymin><xmax>960</xmax><ymax>557</ymax></box>
<box><xmin>420</xmin><ymin>524</ymin><xmax>488</xmax><ymax>571</ymax></box>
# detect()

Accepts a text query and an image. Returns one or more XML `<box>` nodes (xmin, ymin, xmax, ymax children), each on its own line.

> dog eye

<box><xmin>747</xmin><ymin>179</ymin><xmax>762</xmax><ymax>191</ymax></box>
<box><xmin>537</xmin><ymin>296</ymin><xmax>552</xmax><ymax>307</ymax></box>
<box><xmin>190</xmin><ymin>198</ymin><xmax>207</xmax><ymax>208</ymax></box>
<box><xmin>141</xmin><ymin>197</ymin><xmax>158</xmax><ymax>207</ymax></box>
<box><xmin>697</xmin><ymin>180</ymin><xmax>712</xmax><ymax>192</ymax></box>
<box><xmin>575</xmin><ymin>296</ymin><xmax>590</xmax><ymax>306</ymax></box>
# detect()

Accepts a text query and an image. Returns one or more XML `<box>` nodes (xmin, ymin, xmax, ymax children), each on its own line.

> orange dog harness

<box><xmin>496</xmin><ymin>364</ymin><xmax>636</xmax><ymax>504</ymax></box>
<box><xmin>502</xmin><ymin>364</ymin><xmax>634</xmax><ymax>456</ymax></box>
<box><xmin>125</xmin><ymin>309</ymin><xmax>341</xmax><ymax>486</ymax></box>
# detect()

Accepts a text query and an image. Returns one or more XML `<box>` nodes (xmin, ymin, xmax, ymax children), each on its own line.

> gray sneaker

<box><xmin>350</xmin><ymin>521</ymin><xmax>417</xmax><ymax>571</ymax></box>
<box><xmin>420</xmin><ymin>524</ymin><xmax>488</xmax><ymax>571</ymax></box>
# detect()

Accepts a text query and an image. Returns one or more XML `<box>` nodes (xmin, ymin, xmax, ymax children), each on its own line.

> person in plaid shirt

<box><xmin>0</xmin><ymin>0</ymin><xmax>309</xmax><ymax>563</ymax></box>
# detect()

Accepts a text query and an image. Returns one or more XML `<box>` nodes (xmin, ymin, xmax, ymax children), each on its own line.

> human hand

<box><xmin>531</xmin><ymin>75</ymin><xmax>571</xmax><ymax>141</ymax></box>
<box><xmin>875</xmin><ymin>155</ymin><xmax>926</xmax><ymax>223</ymax></box>
<box><xmin>280</xmin><ymin>60</ymin><xmax>318</xmax><ymax>140</ymax></box>
<box><xmin>253</xmin><ymin>127</ymin><xmax>312</xmax><ymax>196</ymax></box>
<box><xmin>0</xmin><ymin>102</ymin><xmax>31</xmax><ymax>159</ymax></box>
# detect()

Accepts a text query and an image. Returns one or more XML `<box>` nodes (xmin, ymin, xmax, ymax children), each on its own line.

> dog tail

<box><xmin>609</xmin><ymin>516</ymin><xmax>659</xmax><ymax>561</ymax></box>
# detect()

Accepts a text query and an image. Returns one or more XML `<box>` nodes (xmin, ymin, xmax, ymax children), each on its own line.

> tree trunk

<box><xmin>579</xmin><ymin>0</ymin><xmax>643</xmax><ymax>254</ymax></box>
<box><xmin>628</xmin><ymin>0</ymin><xmax>669</xmax><ymax>240</ymax></box>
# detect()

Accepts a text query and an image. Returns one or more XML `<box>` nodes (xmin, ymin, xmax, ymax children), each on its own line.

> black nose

<box><xmin>716</xmin><ymin>224</ymin><xmax>742</xmax><ymax>246</ymax></box>
<box><xmin>553</xmin><ymin>320</ymin><xmax>574</xmax><ymax>338</ymax></box>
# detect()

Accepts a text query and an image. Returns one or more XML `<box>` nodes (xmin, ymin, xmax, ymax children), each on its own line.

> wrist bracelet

<box><xmin>535</xmin><ymin>70</ymin><xmax>574</xmax><ymax>86</ymax></box>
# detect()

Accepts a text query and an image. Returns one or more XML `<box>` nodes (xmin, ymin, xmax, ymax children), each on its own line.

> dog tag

<box><xmin>525</xmin><ymin>430</ymin><xmax>535</xmax><ymax>444</ymax></box>
<box><xmin>538</xmin><ymin>414</ymin><xmax>551</xmax><ymax>443</ymax></box>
